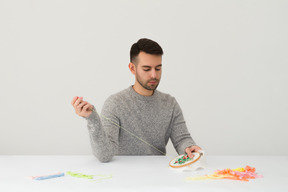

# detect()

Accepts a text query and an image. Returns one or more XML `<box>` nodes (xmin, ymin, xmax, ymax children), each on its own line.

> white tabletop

<box><xmin>0</xmin><ymin>155</ymin><xmax>287</xmax><ymax>192</ymax></box>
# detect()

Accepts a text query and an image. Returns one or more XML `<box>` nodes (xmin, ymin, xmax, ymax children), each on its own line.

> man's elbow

<box><xmin>93</xmin><ymin>151</ymin><xmax>113</xmax><ymax>163</ymax></box>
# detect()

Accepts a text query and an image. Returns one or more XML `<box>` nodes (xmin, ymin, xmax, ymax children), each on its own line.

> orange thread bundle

<box><xmin>186</xmin><ymin>165</ymin><xmax>262</xmax><ymax>182</ymax></box>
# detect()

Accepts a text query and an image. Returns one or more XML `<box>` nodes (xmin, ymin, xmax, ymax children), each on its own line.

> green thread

<box><xmin>66</xmin><ymin>171</ymin><xmax>112</xmax><ymax>182</ymax></box>
<box><xmin>66</xmin><ymin>171</ymin><xmax>94</xmax><ymax>179</ymax></box>
<box><xmin>92</xmin><ymin>174</ymin><xmax>113</xmax><ymax>182</ymax></box>
<box><xmin>174</xmin><ymin>154</ymin><xmax>191</xmax><ymax>165</ymax></box>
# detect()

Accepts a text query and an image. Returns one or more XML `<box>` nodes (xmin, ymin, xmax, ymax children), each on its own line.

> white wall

<box><xmin>1</xmin><ymin>0</ymin><xmax>287</xmax><ymax>156</ymax></box>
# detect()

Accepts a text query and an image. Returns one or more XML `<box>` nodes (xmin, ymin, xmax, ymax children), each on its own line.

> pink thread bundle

<box><xmin>186</xmin><ymin>165</ymin><xmax>263</xmax><ymax>182</ymax></box>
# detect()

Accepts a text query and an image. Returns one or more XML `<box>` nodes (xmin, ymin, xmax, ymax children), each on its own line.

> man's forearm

<box><xmin>86</xmin><ymin>111</ymin><xmax>117</xmax><ymax>162</ymax></box>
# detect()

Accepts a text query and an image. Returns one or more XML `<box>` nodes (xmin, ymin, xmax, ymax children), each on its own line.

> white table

<box><xmin>0</xmin><ymin>155</ymin><xmax>287</xmax><ymax>192</ymax></box>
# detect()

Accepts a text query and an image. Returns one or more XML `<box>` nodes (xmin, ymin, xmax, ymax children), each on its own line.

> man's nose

<box><xmin>151</xmin><ymin>69</ymin><xmax>156</xmax><ymax>78</ymax></box>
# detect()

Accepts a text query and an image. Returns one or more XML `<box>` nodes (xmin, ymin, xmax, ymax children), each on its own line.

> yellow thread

<box><xmin>232</xmin><ymin>168</ymin><xmax>245</xmax><ymax>172</ymax></box>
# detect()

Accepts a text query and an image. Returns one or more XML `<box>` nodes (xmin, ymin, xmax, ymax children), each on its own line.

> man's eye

<box><xmin>156</xmin><ymin>68</ymin><xmax>161</xmax><ymax>71</ymax></box>
<box><xmin>143</xmin><ymin>69</ymin><xmax>150</xmax><ymax>71</ymax></box>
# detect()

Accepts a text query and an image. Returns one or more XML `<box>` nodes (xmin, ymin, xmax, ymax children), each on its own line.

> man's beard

<box><xmin>136</xmin><ymin>74</ymin><xmax>160</xmax><ymax>91</ymax></box>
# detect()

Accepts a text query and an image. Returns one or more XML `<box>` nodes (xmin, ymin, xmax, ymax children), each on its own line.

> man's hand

<box><xmin>71</xmin><ymin>96</ymin><xmax>93</xmax><ymax>118</ymax></box>
<box><xmin>185</xmin><ymin>145</ymin><xmax>202</xmax><ymax>159</ymax></box>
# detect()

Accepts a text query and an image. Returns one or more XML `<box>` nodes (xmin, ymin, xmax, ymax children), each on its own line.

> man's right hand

<box><xmin>71</xmin><ymin>96</ymin><xmax>93</xmax><ymax>117</ymax></box>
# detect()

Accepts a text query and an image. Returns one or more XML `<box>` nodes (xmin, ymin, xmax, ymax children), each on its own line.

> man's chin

<box><xmin>137</xmin><ymin>78</ymin><xmax>160</xmax><ymax>91</ymax></box>
<box><xmin>145</xmin><ymin>84</ymin><xmax>159</xmax><ymax>91</ymax></box>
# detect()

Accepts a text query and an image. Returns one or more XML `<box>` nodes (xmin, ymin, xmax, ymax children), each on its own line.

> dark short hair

<box><xmin>130</xmin><ymin>38</ymin><xmax>164</xmax><ymax>63</ymax></box>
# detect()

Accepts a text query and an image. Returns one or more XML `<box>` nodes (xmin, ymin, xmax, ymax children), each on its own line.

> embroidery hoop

<box><xmin>169</xmin><ymin>152</ymin><xmax>203</xmax><ymax>168</ymax></box>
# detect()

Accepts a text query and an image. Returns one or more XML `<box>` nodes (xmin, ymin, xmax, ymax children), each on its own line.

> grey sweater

<box><xmin>85</xmin><ymin>86</ymin><xmax>196</xmax><ymax>162</ymax></box>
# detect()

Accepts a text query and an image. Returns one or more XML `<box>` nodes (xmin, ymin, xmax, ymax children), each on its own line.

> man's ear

<box><xmin>128</xmin><ymin>62</ymin><xmax>136</xmax><ymax>75</ymax></box>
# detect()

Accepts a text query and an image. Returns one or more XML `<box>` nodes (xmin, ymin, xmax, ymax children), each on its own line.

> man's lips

<box><xmin>149</xmin><ymin>81</ymin><xmax>157</xmax><ymax>84</ymax></box>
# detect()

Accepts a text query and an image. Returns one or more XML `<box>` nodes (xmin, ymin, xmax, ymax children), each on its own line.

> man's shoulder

<box><xmin>156</xmin><ymin>90</ymin><xmax>177</xmax><ymax>103</ymax></box>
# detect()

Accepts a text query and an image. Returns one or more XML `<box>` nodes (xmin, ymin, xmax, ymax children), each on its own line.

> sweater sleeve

<box><xmin>170</xmin><ymin>100</ymin><xmax>196</xmax><ymax>155</ymax></box>
<box><xmin>85</xmin><ymin>97</ymin><xmax>120</xmax><ymax>162</ymax></box>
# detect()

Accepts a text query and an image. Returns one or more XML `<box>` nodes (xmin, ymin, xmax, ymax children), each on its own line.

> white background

<box><xmin>0</xmin><ymin>0</ymin><xmax>287</xmax><ymax>156</ymax></box>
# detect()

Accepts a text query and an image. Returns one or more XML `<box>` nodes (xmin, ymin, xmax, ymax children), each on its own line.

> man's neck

<box><xmin>132</xmin><ymin>83</ymin><xmax>154</xmax><ymax>96</ymax></box>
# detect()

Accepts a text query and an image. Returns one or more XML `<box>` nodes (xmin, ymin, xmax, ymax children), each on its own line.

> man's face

<box><xmin>134</xmin><ymin>51</ymin><xmax>162</xmax><ymax>91</ymax></box>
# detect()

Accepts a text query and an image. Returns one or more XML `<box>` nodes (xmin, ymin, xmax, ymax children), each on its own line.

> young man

<box><xmin>71</xmin><ymin>38</ymin><xmax>201</xmax><ymax>162</ymax></box>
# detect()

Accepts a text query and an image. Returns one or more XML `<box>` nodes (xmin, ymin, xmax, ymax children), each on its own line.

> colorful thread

<box><xmin>186</xmin><ymin>165</ymin><xmax>263</xmax><ymax>182</ymax></box>
<box><xmin>174</xmin><ymin>154</ymin><xmax>192</xmax><ymax>165</ymax></box>
<box><xmin>66</xmin><ymin>171</ymin><xmax>94</xmax><ymax>179</ymax></box>
<box><xmin>31</xmin><ymin>171</ymin><xmax>112</xmax><ymax>182</ymax></box>
<box><xmin>66</xmin><ymin>171</ymin><xmax>112</xmax><ymax>182</ymax></box>
<box><xmin>31</xmin><ymin>172</ymin><xmax>65</xmax><ymax>180</ymax></box>
<box><xmin>92</xmin><ymin>174</ymin><xmax>113</xmax><ymax>182</ymax></box>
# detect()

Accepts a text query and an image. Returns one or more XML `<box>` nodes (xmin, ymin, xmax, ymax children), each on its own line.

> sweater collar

<box><xmin>128</xmin><ymin>85</ymin><xmax>158</xmax><ymax>101</ymax></box>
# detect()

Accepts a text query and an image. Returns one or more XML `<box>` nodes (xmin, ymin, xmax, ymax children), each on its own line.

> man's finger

<box><xmin>71</xmin><ymin>96</ymin><xmax>79</xmax><ymax>105</ymax></box>
<box><xmin>185</xmin><ymin>148</ymin><xmax>194</xmax><ymax>159</ymax></box>
<box><xmin>190</xmin><ymin>146</ymin><xmax>201</xmax><ymax>152</ymax></box>
<box><xmin>77</xmin><ymin>101</ymin><xmax>88</xmax><ymax>111</ymax></box>
<box><xmin>82</xmin><ymin>103</ymin><xmax>91</xmax><ymax>111</ymax></box>
<box><xmin>74</xmin><ymin>97</ymin><xmax>83</xmax><ymax>107</ymax></box>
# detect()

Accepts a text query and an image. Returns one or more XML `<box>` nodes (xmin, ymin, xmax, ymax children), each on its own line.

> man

<box><xmin>71</xmin><ymin>38</ymin><xmax>201</xmax><ymax>162</ymax></box>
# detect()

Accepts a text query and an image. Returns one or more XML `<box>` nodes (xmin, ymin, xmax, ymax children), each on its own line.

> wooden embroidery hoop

<box><xmin>169</xmin><ymin>152</ymin><xmax>202</xmax><ymax>168</ymax></box>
